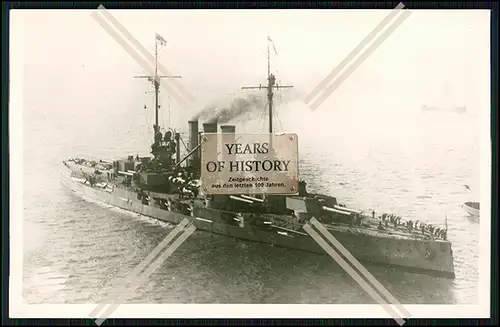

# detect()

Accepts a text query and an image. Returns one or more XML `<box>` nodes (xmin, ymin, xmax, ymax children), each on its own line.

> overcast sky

<box><xmin>12</xmin><ymin>9</ymin><xmax>490</xmax><ymax>128</ymax></box>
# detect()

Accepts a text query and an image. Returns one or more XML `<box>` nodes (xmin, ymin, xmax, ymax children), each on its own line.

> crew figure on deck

<box><xmin>149</xmin><ymin>126</ymin><xmax>178</xmax><ymax>169</ymax></box>
<box><xmin>298</xmin><ymin>180</ymin><xmax>308</xmax><ymax>196</ymax></box>
<box><xmin>377</xmin><ymin>220</ymin><xmax>384</xmax><ymax>230</ymax></box>
<box><xmin>379</xmin><ymin>213</ymin><xmax>447</xmax><ymax>240</ymax></box>
<box><xmin>164</xmin><ymin>131</ymin><xmax>177</xmax><ymax>158</ymax></box>
<box><xmin>407</xmin><ymin>220</ymin><xmax>413</xmax><ymax>233</ymax></box>
<box><xmin>185</xmin><ymin>173</ymin><xmax>200</xmax><ymax>198</ymax></box>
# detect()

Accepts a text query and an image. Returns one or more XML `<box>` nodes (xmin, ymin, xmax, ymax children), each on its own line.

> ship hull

<box><xmin>462</xmin><ymin>202</ymin><xmax>480</xmax><ymax>217</ymax></box>
<box><xmin>61</xmin><ymin>167</ymin><xmax>455</xmax><ymax>279</ymax></box>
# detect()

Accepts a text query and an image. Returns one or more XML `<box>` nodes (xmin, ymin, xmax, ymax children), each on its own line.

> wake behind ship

<box><xmin>61</xmin><ymin>35</ymin><xmax>455</xmax><ymax>279</ymax></box>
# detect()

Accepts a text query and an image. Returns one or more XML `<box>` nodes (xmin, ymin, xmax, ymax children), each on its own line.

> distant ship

<box><xmin>421</xmin><ymin>105</ymin><xmax>467</xmax><ymax>113</ymax></box>
<box><xmin>61</xmin><ymin>35</ymin><xmax>456</xmax><ymax>279</ymax></box>
<box><xmin>462</xmin><ymin>202</ymin><xmax>480</xmax><ymax>217</ymax></box>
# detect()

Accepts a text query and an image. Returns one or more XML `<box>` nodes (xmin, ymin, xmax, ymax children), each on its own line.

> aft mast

<box><xmin>134</xmin><ymin>33</ymin><xmax>182</xmax><ymax>138</ymax></box>
<box><xmin>241</xmin><ymin>35</ymin><xmax>293</xmax><ymax>134</ymax></box>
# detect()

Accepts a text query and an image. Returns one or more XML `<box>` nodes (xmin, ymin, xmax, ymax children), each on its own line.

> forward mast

<box><xmin>134</xmin><ymin>33</ymin><xmax>182</xmax><ymax>138</ymax></box>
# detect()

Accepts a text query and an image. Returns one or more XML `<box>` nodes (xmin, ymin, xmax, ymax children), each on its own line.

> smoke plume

<box><xmin>191</xmin><ymin>94</ymin><xmax>266</xmax><ymax>124</ymax></box>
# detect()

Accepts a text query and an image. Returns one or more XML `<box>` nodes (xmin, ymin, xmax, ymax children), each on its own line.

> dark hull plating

<box><xmin>61</xmin><ymin>165</ymin><xmax>455</xmax><ymax>279</ymax></box>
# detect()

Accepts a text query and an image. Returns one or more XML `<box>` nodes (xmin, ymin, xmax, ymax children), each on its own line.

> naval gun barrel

<box><xmin>230</xmin><ymin>196</ymin><xmax>253</xmax><ymax>204</ymax></box>
<box><xmin>118</xmin><ymin>171</ymin><xmax>134</xmax><ymax>176</ymax></box>
<box><xmin>333</xmin><ymin>205</ymin><xmax>362</xmax><ymax>214</ymax></box>
<box><xmin>323</xmin><ymin>206</ymin><xmax>352</xmax><ymax>216</ymax></box>
<box><xmin>240</xmin><ymin>195</ymin><xmax>264</xmax><ymax>203</ymax></box>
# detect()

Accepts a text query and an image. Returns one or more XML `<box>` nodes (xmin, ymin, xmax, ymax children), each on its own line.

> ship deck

<box><xmin>65</xmin><ymin>159</ymin><xmax>447</xmax><ymax>244</ymax></box>
<box><xmin>128</xmin><ymin>184</ymin><xmax>444</xmax><ymax>243</ymax></box>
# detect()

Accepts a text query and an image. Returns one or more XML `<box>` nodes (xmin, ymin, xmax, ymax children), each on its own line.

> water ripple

<box><xmin>23</xmin><ymin>105</ymin><xmax>480</xmax><ymax>305</ymax></box>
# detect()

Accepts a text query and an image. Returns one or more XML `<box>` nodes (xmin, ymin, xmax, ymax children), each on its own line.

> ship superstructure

<box><xmin>61</xmin><ymin>35</ymin><xmax>455</xmax><ymax>278</ymax></box>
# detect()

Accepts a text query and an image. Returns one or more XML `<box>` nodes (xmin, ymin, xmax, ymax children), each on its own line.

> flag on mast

<box><xmin>445</xmin><ymin>212</ymin><xmax>448</xmax><ymax>232</ymax></box>
<box><xmin>156</xmin><ymin>33</ymin><xmax>167</xmax><ymax>46</ymax></box>
<box><xmin>267</xmin><ymin>36</ymin><xmax>278</xmax><ymax>56</ymax></box>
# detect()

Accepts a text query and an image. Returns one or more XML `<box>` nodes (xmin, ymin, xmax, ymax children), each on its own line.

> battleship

<box><xmin>61</xmin><ymin>35</ymin><xmax>455</xmax><ymax>279</ymax></box>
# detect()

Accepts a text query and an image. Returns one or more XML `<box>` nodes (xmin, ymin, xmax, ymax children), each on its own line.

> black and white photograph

<box><xmin>10</xmin><ymin>7</ymin><xmax>491</xmax><ymax>321</ymax></box>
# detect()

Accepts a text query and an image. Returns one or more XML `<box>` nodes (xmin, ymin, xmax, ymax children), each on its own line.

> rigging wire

<box><xmin>179</xmin><ymin>134</ymin><xmax>190</xmax><ymax>152</ymax></box>
<box><xmin>273</xmin><ymin>106</ymin><xmax>284</xmax><ymax>132</ymax></box>
<box><xmin>273</xmin><ymin>90</ymin><xmax>285</xmax><ymax>132</ymax></box>
<box><xmin>167</xmin><ymin>94</ymin><xmax>172</xmax><ymax>127</ymax></box>
<box><xmin>143</xmin><ymin>100</ymin><xmax>151</xmax><ymax>149</ymax></box>
<box><xmin>159</xmin><ymin>102</ymin><xmax>165</xmax><ymax>132</ymax></box>
<box><xmin>259</xmin><ymin>99</ymin><xmax>269</xmax><ymax>132</ymax></box>
<box><xmin>142</xmin><ymin>80</ymin><xmax>155</xmax><ymax>149</ymax></box>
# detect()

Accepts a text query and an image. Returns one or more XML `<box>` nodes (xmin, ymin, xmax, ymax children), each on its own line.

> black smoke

<box><xmin>191</xmin><ymin>94</ymin><xmax>266</xmax><ymax>124</ymax></box>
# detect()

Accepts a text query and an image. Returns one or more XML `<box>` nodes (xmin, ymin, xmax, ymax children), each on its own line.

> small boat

<box><xmin>462</xmin><ymin>201</ymin><xmax>480</xmax><ymax>217</ymax></box>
